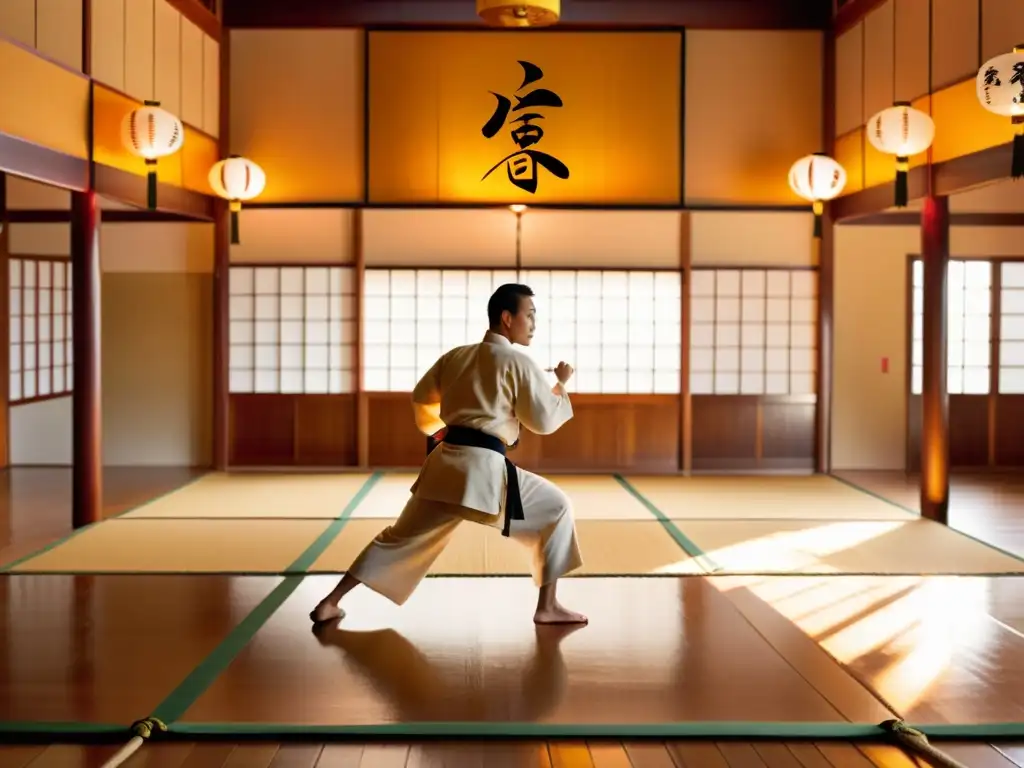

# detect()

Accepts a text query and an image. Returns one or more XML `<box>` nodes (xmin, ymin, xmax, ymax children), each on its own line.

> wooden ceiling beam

<box><xmin>223</xmin><ymin>0</ymin><xmax>831</xmax><ymax>30</ymax></box>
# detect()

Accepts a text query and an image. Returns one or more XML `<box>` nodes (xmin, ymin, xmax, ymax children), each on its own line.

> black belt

<box><xmin>426</xmin><ymin>425</ymin><xmax>523</xmax><ymax>537</ymax></box>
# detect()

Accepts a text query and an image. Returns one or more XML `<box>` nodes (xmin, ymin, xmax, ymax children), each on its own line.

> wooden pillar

<box><xmin>815</xmin><ymin>210</ymin><xmax>834</xmax><ymax>472</ymax></box>
<box><xmin>212</xmin><ymin>199</ymin><xmax>229</xmax><ymax>469</ymax></box>
<box><xmin>920</xmin><ymin>193</ymin><xmax>950</xmax><ymax>523</ymax></box>
<box><xmin>71</xmin><ymin>189</ymin><xmax>102</xmax><ymax>528</ymax></box>
<box><xmin>680</xmin><ymin>212</ymin><xmax>691</xmax><ymax>474</ymax></box>
<box><xmin>0</xmin><ymin>173</ymin><xmax>9</xmax><ymax>469</ymax></box>
<box><xmin>816</xmin><ymin>27</ymin><xmax>836</xmax><ymax>474</ymax></box>
<box><xmin>212</xmin><ymin>30</ymin><xmax>231</xmax><ymax>470</ymax></box>
<box><xmin>354</xmin><ymin>208</ymin><xmax>368</xmax><ymax>468</ymax></box>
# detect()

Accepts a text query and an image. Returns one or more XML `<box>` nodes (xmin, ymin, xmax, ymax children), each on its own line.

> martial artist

<box><xmin>311</xmin><ymin>283</ymin><xmax>586</xmax><ymax>625</ymax></box>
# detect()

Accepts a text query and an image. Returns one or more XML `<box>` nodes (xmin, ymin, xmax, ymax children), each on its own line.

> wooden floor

<box><xmin>2</xmin><ymin>738</ymin><xmax>1023</xmax><ymax>767</ymax></box>
<box><xmin>836</xmin><ymin>470</ymin><xmax>1024</xmax><ymax>558</ymax></box>
<box><xmin>2</xmin><ymin>468</ymin><xmax>1024</xmax><ymax>767</ymax></box>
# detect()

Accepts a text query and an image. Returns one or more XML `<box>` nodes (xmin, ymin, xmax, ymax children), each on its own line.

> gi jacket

<box><xmin>408</xmin><ymin>331</ymin><xmax>574</xmax><ymax>517</ymax></box>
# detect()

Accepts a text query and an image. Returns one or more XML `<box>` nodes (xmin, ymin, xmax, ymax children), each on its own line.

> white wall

<box><xmin>4</xmin><ymin>188</ymin><xmax>214</xmax><ymax>466</ymax></box>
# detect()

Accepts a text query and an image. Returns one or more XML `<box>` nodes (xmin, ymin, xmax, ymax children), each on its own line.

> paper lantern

<box><xmin>866</xmin><ymin>102</ymin><xmax>935</xmax><ymax>208</ymax></box>
<box><xmin>121</xmin><ymin>100</ymin><xmax>185</xmax><ymax>209</ymax></box>
<box><xmin>976</xmin><ymin>45</ymin><xmax>1024</xmax><ymax>177</ymax></box>
<box><xmin>788</xmin><ymin>153</ymin><xmax>846</xmax><ymax>238</ymax></box>
<box><xmin>208</xmin><ymin>156</ymin><xmax>266</xmax><ymax>244</ymax></box>
<box><xmin>476</xmin><ymin>0</ymin><xmax>559</xmax><ymax>27</ymax></box>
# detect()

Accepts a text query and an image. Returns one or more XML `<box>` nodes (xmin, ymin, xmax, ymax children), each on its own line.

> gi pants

<box><xmin>347</xmin><ymin>468</ymin><xmax>583</xmax><ymax>606</ymax></box>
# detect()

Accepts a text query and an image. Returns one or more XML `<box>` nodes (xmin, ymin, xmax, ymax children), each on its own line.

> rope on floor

<box><xmin>99</xmin><ymin>718</ymin><xmax>166</xmax><ymax>768</ymax></box>
<box><xmin>882</xmin><ymin>719</ymin><xmax>970</xmax><ymax>768</ymax></box>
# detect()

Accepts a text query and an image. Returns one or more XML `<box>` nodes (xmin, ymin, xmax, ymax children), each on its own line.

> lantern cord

<box><xmin>894</xmin><ymin>157</ymin><xmax>909</xmax><ymax>208</ymax></box>
<box><xmin>1011</xmin><ymin>117</ymin><xmax>1024</xmax><ymax>179</ymax></box>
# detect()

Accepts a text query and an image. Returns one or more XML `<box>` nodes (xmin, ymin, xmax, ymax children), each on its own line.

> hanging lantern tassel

<box><xmin>1013</xmin><ymin>115</ymin><xmax>1024</xmax><ymax>178</ymax></box>
<box><xmin>229</xmin><ymin>200</ymin><xmax>242</xmax><ymax>244</ymax></box>
<box><xmin>121</xmin><ymin>100</ymin><xmax>184</xmax><ymax>211</ymax></box>
<box><xmin>145</xmin><ymin>159</ymin><xmax>158</xmax><ymax>209</ymax></box>
<box><xmin>812</xmin><ymin>200</ymin><xmax>824</xmax><ymax>238</ymax></box>
<box><xmin>894</xmin><ymin>155</ymin><xmax>909</xmax><ymax>208</ymax></box>
<box><xmin>208</xmin><ymin>156</ymin><xmax>267</xmax><ymax>246</ymax></box>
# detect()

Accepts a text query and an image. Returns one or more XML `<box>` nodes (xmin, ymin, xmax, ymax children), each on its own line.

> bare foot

<box><xmin>534</xmin><ymin>603</ymin><xmax>588</xmax><ymax>625</ymax></box>
<box><xmin>309</xmin><ymin>601</ymin><xmax>346</xmax><ymax>623</ymax></box>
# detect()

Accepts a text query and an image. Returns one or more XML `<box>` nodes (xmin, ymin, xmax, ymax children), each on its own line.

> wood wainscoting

<box><xmin>229</xmin><ymin>394</ymin><xmax>358</xmax><ymax>466</ymax></box>
<box><xmin>691</xmin><ymin>395</ymin><xmax>817</xmax><ymax>472</ymax></box>
<box><xmin>227</xmin><ymin>392</ymin><xmax>819</xmax><ymax>472</ymax></box>
<box><xmin>907</xmin><ymin>394</ymin><xmax>1024</xmax><ymax>470</ymax></box>
<box><xmin>366</xmin><ymin>393</ymin><xmax>681</xmax><ymax>473</ymax></box>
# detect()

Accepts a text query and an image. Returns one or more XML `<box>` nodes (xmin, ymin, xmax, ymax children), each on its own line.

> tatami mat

<box><xmin>310</xmin><ymin>519</ymin><xmax>700</xmax><ymax>575</ymax></box>
<box><xmin>622</xmin><ymin>474</ymin><xmax>916</xmax><ymax>520</ymax></box>
<box><xmin>10</xmin><ymin>519</ymin><xmax>332</xmax><ymax>573</ymax></box>
<box><xmin>350</xmin><ymin>472</ymin><xmax>655</xmax><ymax>520</ymax></box>
<box><xmin>121</xmin><ymin>472</ymin><xmax>375</xmax><ymax>519</ymax></box>
<box><xmin>685</xmin><ymin>518</ymin><xmax>1024</xmax><ymax>574</ymax></box>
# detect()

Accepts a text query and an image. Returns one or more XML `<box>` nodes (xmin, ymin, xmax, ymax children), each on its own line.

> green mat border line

<box><xmin>0</xmin><ymin>721</ymin><xmax>127</xmax><ymax>735</ymax></box>
<box><xmin>613</xmin><ymin>474</ymin><xmax>721</xmax><ymax>573</ymax></box>
<box><xmin>832</xmin><ymin>473</ymin><xmax>1024</xmax><ymax>567</ymax></box>
<box><xmin>0</xmin><ymin>472</ymin><xmax>213</xmax><ymax>573</ymax></box>
<box><xmin>146</xmin><ymin>472</ymin><xmax>382</xmax><ymax>725</ymax></box>
<box><xmin>3</xmin><ymin>719</ymin><xmax>1024</xmax><ymax>742</ymax></box>
<box><xmin>162</xmin><ymin>721</ymin><xmax>1024</xmax><ymax>740</ymax></box>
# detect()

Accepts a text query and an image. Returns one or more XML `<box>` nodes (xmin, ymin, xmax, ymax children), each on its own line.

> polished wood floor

<box><xmin>0</xmin><ymin>467</ymin><xmax>204</xmax><ymax>567</ymax></box>
<box><xmin>1</xmin><ymin>739</ymin><xmax>1022</xmax><ymax>767</ymax></box>
<box><xmin>835</xmin><ymin>470</ymin><xmax>1024</xmax><ymax>558</ymax></box>
<box><xmin>3</xmin><ymin>467</ymin><xmax>1024</xmax><ymax>767</ymax></box>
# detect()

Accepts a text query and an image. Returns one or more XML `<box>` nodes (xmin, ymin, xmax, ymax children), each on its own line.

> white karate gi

<box><xmin>348</xmin><ymin>331</ymin><xmax>584</xmax><ymax>605</ymax></box>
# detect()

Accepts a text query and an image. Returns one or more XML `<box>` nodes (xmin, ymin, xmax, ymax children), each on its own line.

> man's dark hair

<box><xmin>487</xmin><ymin>283</ymin><xmax>534</xmax><ymax>328</ymax></box>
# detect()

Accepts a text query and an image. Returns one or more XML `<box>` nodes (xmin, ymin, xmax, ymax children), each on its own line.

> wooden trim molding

<box><xmin>6</xmin><ymin>210</ymin><xmax>207</xmax><ymax>223</ymax></box>
<box><xmin>834</xmin><ymin>0</ymin><xmax>888</xmax><ymax>35</ymax></box>
<box><xmin>832</xmin><ymin>165</ymin><xmax>928</xmax><ymax>221</ymax></box>
<box><xmin>844</xmin><ymin>212</ymin><xmax>1024</xmax><ymax>227</ymax></box>
<box><xmin>933</xmin><ymin>142</ymin><xmax>1014</xmax><ymax>198</ymax></box>
<box><xmin>165</xmin><ymin>0</ymin><xmax>222</xmax><ymax>41</ymax></box>
<box><xmin>833</xmin><ymin>141</ymin><xmax>1019</xmax><ymax>223</ymax></box>
<box><xmin>223</xmin><ymin>0</ymin><xmax>830</xmax><ymax>30</ymax></box>
<box><xmin>244</xmin><ymin>201</ymin><xmax>814</xmax><ymax>213</ymax></box>
<box><xmin>0</xmin><ymin>133</ymin><xmax>89</xmax><ymax>194</ymax></box>
<box><xmin>93</xmin><ymin>164</ymin><xmax>215</xmax><ymax>220</ymax></box>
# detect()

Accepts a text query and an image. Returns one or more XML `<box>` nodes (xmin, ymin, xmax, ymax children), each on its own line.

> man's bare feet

<box><xmin>534</xmin><ymin>602</ymin><xmax>588</xmax><ymax>625</ymax></box>
<box><xmin>309</xmin><ymin>601</ymin><xmax>346</xmax><ymax>623</ymax></box>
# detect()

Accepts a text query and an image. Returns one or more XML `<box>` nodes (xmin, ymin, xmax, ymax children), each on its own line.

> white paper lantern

<box><xmin>976</xmin><ymin>45</ymin><xmax>1024</xmax><ymax>177</ymax></box>
<box><xmin>209</xmin><ymin>157</ymin><xmax>266</xmax><ymax>244</ymax></box>
<box><xmin>121</xmin><ymin>100</ymin><xmax>185</xmax><ymax>209</ymax></box>
<box><xmin>866</xmin><ymin>102</ymin><xmax>935</xmax><ymax>207</ymax></box>
<box><xmin>788</xmin><ymin>153</ymin><xmax>846</xmax><ymax>237</ymax></box>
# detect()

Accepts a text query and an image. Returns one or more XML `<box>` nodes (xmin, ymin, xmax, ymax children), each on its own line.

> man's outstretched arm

<box><xmin>411</xmin><ymin>357</ymin><xmax>445</xmax><ymax>436</ymax></box>
<box><xmin>513</xmin><ymin>358</ymin><xmax>573</xmax><ymax>435</ymax></box>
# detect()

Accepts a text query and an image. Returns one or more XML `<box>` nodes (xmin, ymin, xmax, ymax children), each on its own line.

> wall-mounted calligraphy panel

<box><xmin>366</xmin><ymin>30</ymin><xmax>682</xmax><ymax>206</ymax></box>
